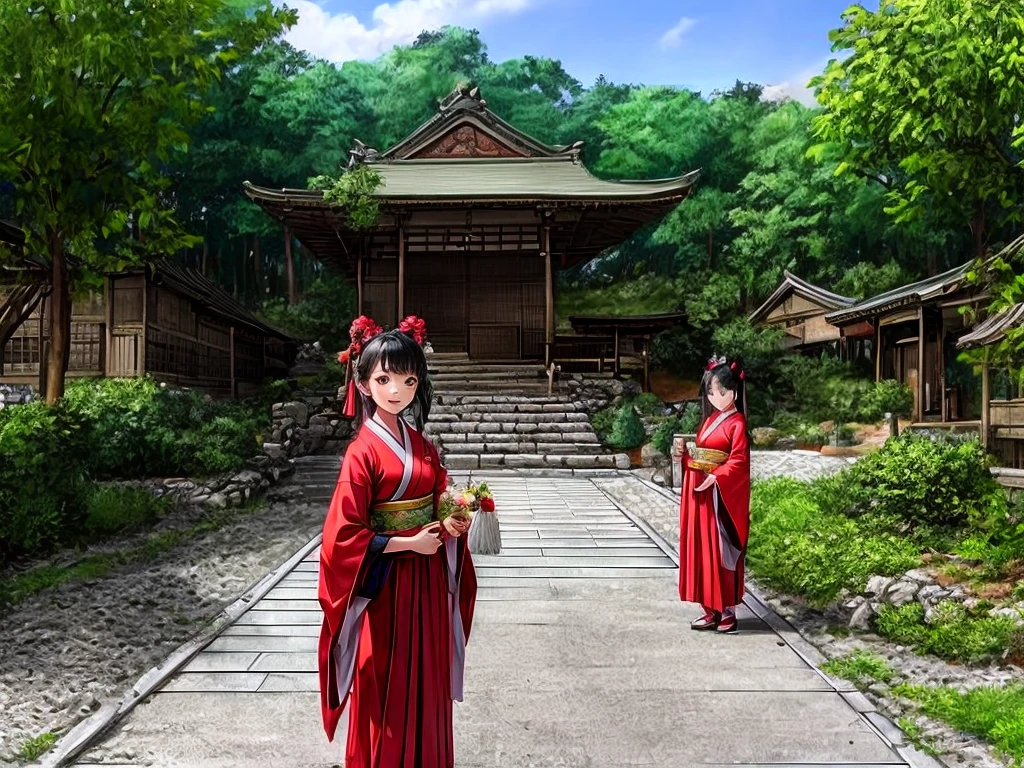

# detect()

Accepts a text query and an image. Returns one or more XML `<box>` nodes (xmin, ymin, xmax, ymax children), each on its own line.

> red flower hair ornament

<box><xmin>705</xmin><ymin>355</ymin><xmax>745</xmax><ymax>380</ymax></box>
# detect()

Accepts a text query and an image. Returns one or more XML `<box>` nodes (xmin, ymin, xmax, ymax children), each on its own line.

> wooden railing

<box><xmin>545</xmin><ymin>334</ymin><xmax>644</xmax><ymax>374</ymax></box>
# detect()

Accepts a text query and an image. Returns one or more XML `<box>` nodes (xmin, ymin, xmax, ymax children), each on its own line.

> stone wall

<box><xmin>0</xmin><ymin>383</ymin><xmax>36</xmax><ymax>409</ymax></box>
<box><xmin>565</xmin><ymin>375</ymin><xmax>642</xmax><ymax>413</ymax></box>
<box><xmin>264</xmin><ymin>394</ymin><xmax>353</xmax><ymax>459</ymax></box>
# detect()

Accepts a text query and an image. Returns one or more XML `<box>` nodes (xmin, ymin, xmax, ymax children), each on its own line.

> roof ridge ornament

<box><xmin>438</xmin><ymin>83</ymin><xmax>487</xmax><ymax>115</ymax></box>
<box><xmin>347</xmin><ymin>138</ymin><xmax>379</xmax><ymax>169</ymax></box>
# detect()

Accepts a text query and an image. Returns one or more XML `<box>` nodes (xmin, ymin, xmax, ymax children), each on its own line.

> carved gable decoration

<box><xmin>413</xmin><ymin>123</ymin><xmax>526</xmax><ymax>159</ymax></box>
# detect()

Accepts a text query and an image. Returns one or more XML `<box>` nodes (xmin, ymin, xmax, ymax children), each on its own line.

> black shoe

<box><xmin>691</xmin><ymin>611</ymin><xmax>721</xmax><ymax>630</ymax></box>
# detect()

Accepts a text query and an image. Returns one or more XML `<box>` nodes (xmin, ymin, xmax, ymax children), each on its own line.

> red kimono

<box><xmin>679</xmin><ymin>408</ymin><xmax>751</xmax><ymax>612</ymax></box>
<box><xmin>317</xmin><ymin>414</ymin><xmax>477</xmax><ymax>768</ymax></box>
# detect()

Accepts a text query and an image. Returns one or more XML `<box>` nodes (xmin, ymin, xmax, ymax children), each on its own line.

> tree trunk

<box><xmin>284</xmin><ymin>227</ymin><xmax>296</xmax><ymax>304</ymax></box>
<box><xmin>45</xmin><ymin>232</ymin><xmax>71</xmax><ymax>404</ymax></box>
<box><xmin>253</xmin><ymin>235</ymin><xmax>264</xmax><ymax>301</ymax></box>
<box><xmin>972</xmin><ymin>205</ymin><xmax>987</xmax><ymax>260</ymax></box>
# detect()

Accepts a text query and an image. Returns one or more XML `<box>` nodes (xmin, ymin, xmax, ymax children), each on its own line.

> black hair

<box><xmin>700</xmin><ymin>362</ymin><xmax>747</xmax><ymax>421</ymax></box>
<box><xmin>353</xmin><ymin>329</ymin><xmax>433</xmax><ymax>430</ymax></box>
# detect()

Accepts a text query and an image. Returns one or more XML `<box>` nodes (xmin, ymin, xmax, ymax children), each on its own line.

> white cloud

<box><xmin>659</xmin><ymin>16</ymin><xmax>696</xmax><ymax>50</ymax></box>
<box><xmin>762</xmin><ymin>62</ymin><xmax>827</xmax><ymax>107</ymax></box>
<box><xmin>277</xmin><ymin>0</ymin><xmax>533</xmax><ymax>62</ymax></box>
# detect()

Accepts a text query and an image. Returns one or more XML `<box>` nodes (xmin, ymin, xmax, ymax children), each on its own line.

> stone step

<box><xmin>434</xmin><ymin>430</ymin><xmax>600</xmax><ymax>443</ymax></box>
<box><xmin>434</xmin><ymin>394</ymin><xmax>570</xmax><ymax>405</ymax></box>
<box><xmin>427</xmin><ymin>421</ymin><xmax>596</xmax><ymax>435</ymax></box>
<box><xmin>441</xmin><ymin>441</ymin><xmax>604</xmax><ymax>455</ymax></box>
<box><xmin>431</xmin><ymin>402</ymin><xmax>583</xmax><ymax>415</ymax></box>
<box><xmin>442</xmin><ymin>453</ymin><xmax>631</xmax><ymax>470</ymax></box>
<box><xmin>432</xmin><ymin>381</ymin><xmax>553</xmax><ymax>392</ymax></box>
<box><xmin>428</xmin><ymin>414</ymin><xmax>592</xmax><ymax>427</ymax></box>
<box><xmin>428</xmin><ymin>363</ymin><xmax>547</xmax><ymax>375</ymax></box>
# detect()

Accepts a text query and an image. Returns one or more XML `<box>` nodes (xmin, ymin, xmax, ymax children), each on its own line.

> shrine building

<box><xmin>244</xmin><ymin>85</ymin><xmax>699</xmax><ymax>362</ymax></box>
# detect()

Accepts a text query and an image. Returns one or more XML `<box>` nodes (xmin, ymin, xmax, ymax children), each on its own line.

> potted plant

<box><xmin>610</xmin><ymin>404</ymin><xmax>647</xmax><ymax>467</ymax></box>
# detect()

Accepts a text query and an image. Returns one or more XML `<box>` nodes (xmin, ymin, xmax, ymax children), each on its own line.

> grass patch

<box><xmin>85</xmin><ymin>486</ymin><xmax>172</xmax><ymax>538</ymax></box>
<box><xmin>555</xmin><ymin>275</ymin><xmax>682</xmax><ymax>330</ymax></box>
<box><xmin>19</xmin><ymin>732</ymin><xmax>57</xmax><ymax>760</ymax></box>
<box><xmin>897</xmin><ymin>717</ymin><xmax>942</xmax><ymax>757</ymax></box>
<box><xmin>821</xmin><ymin>649</ymin><xmax>896</xmax><ymax>689</ymax></box>
<box><xmin>0</xmin><ymin>499</ymin><xmax>265</xmax><ymax>611</ymax></box>
<box><xmin>895</xmin><ymin>681</ymin><xmax>1024</xmax><ymax>764</ymax></box>
<box><xmin>874</xmin><ymin>602</ymin><xmax>1020</xmax><ymax>664</ymax></box>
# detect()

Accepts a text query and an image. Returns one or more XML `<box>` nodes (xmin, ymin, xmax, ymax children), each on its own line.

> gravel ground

<box><xmin>602</xmin><ymin>457</ymin><xmax>1022</xmax><ymax>768</ymax></box>
<box><xmin>0</xmin><ymin>483</ymin><xmax>325</xmax><ymax>766</ymax></box>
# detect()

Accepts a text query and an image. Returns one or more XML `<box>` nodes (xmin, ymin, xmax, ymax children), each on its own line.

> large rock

<box><xmin>280</xmin><ymin>401</ymin><xmax>310</xmax><ymax>428</ymax></box>
<box><xmin>849</xmin><ymin>600</ymin><xmax>876</xmax><ymax>630</ymax></box>
<box><xmin>641</xmin><ymin>442</ymin><xmax>668</xmax><ymax>468</ymax></box>
<box><xmin>865</xmin><ymin>575</ymin><xmax>895</xmax><ymax>598</ymax></box>
<box><xmin>751</xmin><ymin>427</ymin><xmax>780</xmax><ymax>448</ymax></box>
<box><xmin>885</xmin><ymin>578</ymin><xmax>921</xmax><ymax>607</ymax></box>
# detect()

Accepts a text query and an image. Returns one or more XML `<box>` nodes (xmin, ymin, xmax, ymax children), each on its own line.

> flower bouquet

<box><xmin>439</xmin><ymin>482</ymin><xmax>500</xmax><ymax>555</ymax></box>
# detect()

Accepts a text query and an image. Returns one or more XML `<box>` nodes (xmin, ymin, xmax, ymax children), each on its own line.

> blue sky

<box><xmin>279</xmin><ymin>0</ymin><xmax>863</xmax><ymax>104</ymax></box>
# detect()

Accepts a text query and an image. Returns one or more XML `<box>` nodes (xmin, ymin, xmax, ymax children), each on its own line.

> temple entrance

<box><xmin>404</xmin><ymin>252</ymin><xmax>545</xmax><ymax>359</ymax></box>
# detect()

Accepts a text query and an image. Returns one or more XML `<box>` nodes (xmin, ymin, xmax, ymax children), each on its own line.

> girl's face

<box><xmin>360</xmin><ymin>361</ymin><xmax>419</xmax><ymax>416</ymax></box>
<box><xmin>707</xmin><ymin>377</ymin><xmax>736</xmax><ymax>412</ymax></box>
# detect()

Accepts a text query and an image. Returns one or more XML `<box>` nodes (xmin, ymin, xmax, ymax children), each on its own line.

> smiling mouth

<box><xmin>388</xmin><ymin>400</ymin><xmax>402</xmax><ymax>404</ymax></box>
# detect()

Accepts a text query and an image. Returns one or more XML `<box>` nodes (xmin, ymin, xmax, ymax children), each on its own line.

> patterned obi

<box><xmin>371</xmin><ymin>494</ymin><xmax>434</xmax><ymax>533</ymax></box>
<box><xmin>687</xmin><ymin>447</ymin><xmax>729</xmax><ymax>473</ymax></box>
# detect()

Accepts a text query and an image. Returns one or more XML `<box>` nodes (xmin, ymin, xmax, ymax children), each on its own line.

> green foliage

<box><xmin>0</xmin><ymin>401</ymin><xmax>91</xmax><ymax>565</ymax></box>
<box><xmin>876</xmin><ymin>602</ymin><xmax>1019</xmax><ymax>664</ymax></box>
<box><xmin>859</xmin><ymin>380</ymin><xmax>914</xmax><ymax>422</ymax></box>
<box><xmin>834</xmin><ymin>261</ymin><xmax>913</xmax><ymax>301</ymax></box>
<box><xmin>308</xmin><ymin>165</ymin><xmax>384</xmax><ymax>230</ymax></box>
<box><xmin>821</xmin><ymin>650</ymin><xmax>896</xmax><ymax>688</ymax></box>
<box><xmin>810</xmin><ymin>0</ymin><xmax>1024</xmax><ymax>253</ymax></box>
<box><xmin>555</xmin><ymin>274</ymin><xmax>684</xmax><ymax>330</ymax></box>
<box><xmin>19</xmin><ymin>732</ymin><xmax>56</xmax><ymax>761</ymax></box>
<box><xmin>815</xmin><ymin>433</ymin><xmax>1007</xmax><ymax>531</ymax></box>
<box><xmin>85</xmin><ymin>487</ymin><xmax>171</xmax><ymax>538</ymax></box>
<box><xmin>895</xmin><ymin>681</ymin><xmax>1024</xmax><ymax>764</ymax></box>
<box><xmin>609</xmin><ymin>404</ymin><xmax>646</xmax><ymax>450</ymax></box>
<box><xmin>258</xmin><ymin>274</ymin><xmax>357</xmax><ymax>350</ymax></box>
<box><xmin>747</xmin><ymin>478</ymin><xmax>921</xmax><ymax>606</ymax></box>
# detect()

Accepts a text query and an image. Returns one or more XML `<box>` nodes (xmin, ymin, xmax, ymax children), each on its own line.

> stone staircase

<box><xmin>424</xmin><ymin>353</ymin><xmax>629</xmax><ymax>471</ymax></box>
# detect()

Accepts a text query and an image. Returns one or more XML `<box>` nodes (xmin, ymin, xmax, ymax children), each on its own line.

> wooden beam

<box><xmin>613</xmin><ymin>326</ymin><xmax>620</xmax><ymax>377</ymax></box>
<box><xmin>543</xmin><ymin>225</ymin><xmax>553</xmax><ymax>365</ymax></box>
<box><xmin>917</xmin><ymin>307</ymin><xmax>925</xmax><ymax>422</ymax></box>
<box><xmin>284</xmin><ymin>226</ymin><xmax>297</xmax><ymax>305</ymax></box>
<box><xmin>982</xmin><ymin>362</ymin><xmax>991</xmax><ymax>449</ymax></box>
<box><xmin>397</xmin><ymin>224</ymin><xmax>405</xmax><ymax>323</ymax></box>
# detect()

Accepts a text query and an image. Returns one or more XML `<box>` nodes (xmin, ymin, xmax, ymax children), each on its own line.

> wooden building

<box><xmin>244</xmin><ymin>85</ymin><xmax>699</xmax><ymax>363</ymax></box>
<box><xmin>1</xmin><ymin>261</ymin><xmax>295</xmax><ymax>396</ymax></box>
<box><xmin>749</xmin><ymin>272</ymin><xmax>855</xmax><ymax>357</ymax></box>
<box><xmin>824</xmin><ymin>263</ymin><xmax>983</xmax><ymax>424</ymax></box>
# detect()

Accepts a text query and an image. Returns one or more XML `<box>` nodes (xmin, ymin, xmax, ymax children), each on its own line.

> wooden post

<box><xmin>397</xmin><ymin>225</ymin><xmax>405</xmax><ymax>323</ymax></box>
<box><xmin>643</xmin><ymin>338</ymin><xmax>650</xmax><ymax>392</ymax></box>
<box><xmin>613</xmin><ymin>326</ymin><xmax>620</xmax><ymax>377</ymax></box>
<box><xmin>356</xmin><ymin>251</ymin><xmax>364</xmax><ymax>317</ymax></box>
<box><xmin>939</xmin><ymin>314</ymin><xmax>948</xmax><ymax>423</ymax></box>
<box><xmin>917</xmin><ymin>307</ymin><xmax>925</xmax><ymax>422</ymax></box>
<box><xmin>229</xmin><ymin>326</ymin><xmax>236</xmax><ymax>398</ymax></box>
<box><xmin>543</xmin><ymin>225</ymin><xmax>553</xmax><ymax>366</ymax></box>
<box><xmin>104</xmin><ymin>276</ymin><xmax>113</xmax><ymax>376</ymax></box>
<box><xmin>982</xmin><ymin>362</ymin><xmax>991</xmax><ymax>449</ymax></box>
<box><xmin>284</xmin><ymin>227</ymin><xmax>297</xmax><ymax>305</ymax></box>
<box><xmin>138</xmin><ymin>270</ymin><xmax>148</xmax><ymax>377</ymax></box>
<box><xmin>37</xmin><ymin>293</ymin><xmax>46</xmax><ymax>397</ymax></box>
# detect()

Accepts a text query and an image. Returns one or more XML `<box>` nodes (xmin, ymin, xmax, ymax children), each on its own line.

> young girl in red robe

<box><xmin>317</xmin><ymin>326</ymin><xmax>477</xmax><ymax>768</ymax></box>
<box><xmin>679</xmin><ymin>357</ymin><xmax>751</xmax><ymax>634</ymax></box>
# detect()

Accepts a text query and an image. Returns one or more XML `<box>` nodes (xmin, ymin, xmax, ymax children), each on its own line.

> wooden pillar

<box><xmin>939</xmin><ymin>313</ymin><xmax>948</xmax><ymax>423</ymax></box>
<box><xmin>397</xmin><ymin>225</ymin><xmax>405</xmax><ymax>323</ymax></box>
<box><xmin>138</xmin><ymin>273</ymin><xmax>147</xmax><ymax>378</ymax></box>
<box><xmin>284</xmin><ymin>227</ymin><xmax>297</xmax><ymax>305</ymax></box>
<box><xmin>643</xmin><ymin>338</ymin><xmax>650</xmax><ymax>392</ymax></box>
<box><xmin>229</xmin><ymin>326</ymin><xmax>236</xmax><ymax>398</ymax></box>
<box><xmin>543</xmin><ymin>226</ymin><xmax>553</xmax><ymax>366</ymax></box>
<box><xmin>981</xmin><ymin>362</ymin><xmax>991</xmax><ymax>449</ymax></box>
<box><xmin>613</xmin><ymin>326</ymin><xmax>620</xmax><ymax>377</ymax></box>
<box><xmin>917</xmin><ymin>307</ymin><xmax>926</xmax><ymax>422</ymax></box>
<box><xmin>874</xmin><ymin>321</ymin><xmax>882</xmax><ymax>382</ymax></box>
<box><xmin>104</xmin><ymin>276</ymin><xmax>113</xmax><ymax>376</ymax></box>
<box><xmin>356</xmin><ymin>251</ymin><xmax>364</xmax><ymax>317</ymax></box>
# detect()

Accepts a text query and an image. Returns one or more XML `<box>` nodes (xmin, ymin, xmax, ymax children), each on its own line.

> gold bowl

<box><xmin>687</xmin><ymin>447</ymin><xmax>728</xmax><ymax>473</ymax></box>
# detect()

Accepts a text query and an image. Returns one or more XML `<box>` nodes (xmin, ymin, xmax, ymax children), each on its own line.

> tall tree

<box><xmin>810</xmin><ymin>0</ymin><xmax>1024</xmax><ymax>258</ymax></box>
<box><xmin>0</xmin><ymin>0</ymin><xmax>294</xmax><ymax>402</ymax></box>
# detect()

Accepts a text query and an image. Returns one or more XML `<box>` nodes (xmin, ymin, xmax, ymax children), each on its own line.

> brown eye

<box><xmin>376</xmin><ymin>375</ymin><xmax>389</xmax><ymax>385</ymax></box>
<box><xmin>405</xmin><ymin>377</ymin><xmax>417</xmax><ymax>387</ymax></box>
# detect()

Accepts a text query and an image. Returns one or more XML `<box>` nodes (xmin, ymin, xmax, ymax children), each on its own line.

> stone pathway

<box><xmin>65</xmin><ymin>461</ymin><xmax>919</xmax><ymax>768</ymax></box>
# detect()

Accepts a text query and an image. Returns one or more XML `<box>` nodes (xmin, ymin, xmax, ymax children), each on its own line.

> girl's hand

<box><xmin>694</xmin><ymin>474</ymin><xmax>717</xmax><ymax>493</ymax></box>
<box><xmin>443</xmin><ymin>514</ymin><xmax>471</xmax><ymax>538</ymax></box>
<box><xmin>409</xmin><ymin>522</ymin><xmax>443</xmax><ymax>555</ymax></box>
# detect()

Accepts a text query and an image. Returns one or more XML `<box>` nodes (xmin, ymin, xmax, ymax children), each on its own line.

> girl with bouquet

<box><xmin>318</xmin><ymin>319</ymin><xmax>477</xmax><ymax>767</ymax></box>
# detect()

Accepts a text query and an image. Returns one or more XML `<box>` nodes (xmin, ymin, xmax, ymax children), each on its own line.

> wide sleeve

<box><xmin>711</xmin><ymin>415</ymin><xmax>751</xmax><ymax>546</ymax></box>
<box><xmin>318</xmin><ymin>444</ymin><xmax>380</xmax><ymax>638</ymax></box>
<box><xmin>426</xmin><ymin>438</ymin><xmax>453</xmax><ymax>523</ymax></box>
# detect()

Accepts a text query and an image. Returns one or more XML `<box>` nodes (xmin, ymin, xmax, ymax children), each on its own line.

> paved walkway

<box><xmin>68</xmin><ymin>461</ymin><xmax>914</xmax><ymax>768</ymax></box>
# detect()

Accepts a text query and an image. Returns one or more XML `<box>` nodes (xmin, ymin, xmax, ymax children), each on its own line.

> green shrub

<box><xmin>85</xmin><ymin>486</ymin><xmax>171</xmax><ymax>537</ymax></box>
<box><xmin>747</xmin><ymin>478</ymin><xmax>920</xmax><ymax>606</ymax></box>
<box><xmin>859</xmin><ymin>379</ymin><xmax>914</xmax><ymax>422</ymax></box>
<box><xmin>0</xmin><ymin>401</ymin><xmax>91</xmax><ymax>563</ymax></box>
<box><xmin>814</xmin><ymin>433</ymin><xmax>1007</xmax><ymax>531</ymax></box>
<box><xmin>590</xmin><ymin>405</ymin><xmax>617</xmax><ymax>443</ymax></box>
<box><xmin>257</xmin><ymin>274</ymin><xmax>356</xmax><ymax>352</ymax></box>
<box><xmin>876</xmin><ymin>602</ymin><xmax>1019</xmax><ymax>664</ymax></box>
<box><xmin>651</xmin><ymin>417</ymin><xmax>680</xmax><ymax>456</ymax></box>
<box><xmin>633</xmin><ymin>392</ymin><xmax>663</xmax><ymax>416</ymax></box>
<box><xmin>609</xmin><ymin>404</ymin><xmax>646</xmax><ymax>450</ymax></box>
